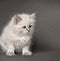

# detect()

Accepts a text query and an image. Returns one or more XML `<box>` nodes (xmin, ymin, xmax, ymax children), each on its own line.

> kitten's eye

<box><xmin>23</xmin><ymin>26</ymin><xmax>26</xmax><ymax>28</ymax></box>
<box><xmin>29</xmin><ymin>25</ymin><xmax>32</xmax><ymax>28</ymax></box>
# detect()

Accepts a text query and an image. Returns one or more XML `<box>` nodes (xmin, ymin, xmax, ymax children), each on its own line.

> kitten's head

<box><xmin>11</xmin><ymin>13</ymin><xmax>36</xmax><ymax>34</ymax></box>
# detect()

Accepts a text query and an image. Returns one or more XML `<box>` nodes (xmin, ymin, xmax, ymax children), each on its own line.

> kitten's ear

<box><xmin>14</xmin><ymin>15</ymin><xmax>22</xmax><ymax>25</ymax></box>
<box><xmin>30</xmin><ymin>13</ymin><xmax>36</xmax><ymax>19</ymax></box>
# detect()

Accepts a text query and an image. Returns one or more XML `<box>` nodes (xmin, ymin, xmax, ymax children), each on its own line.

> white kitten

<box><xmin>0</xmin><ymin>13</ymin><xmax>36</xmax><ymax>56</ymax></box>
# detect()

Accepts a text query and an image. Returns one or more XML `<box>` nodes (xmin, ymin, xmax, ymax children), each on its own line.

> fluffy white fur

<box><xmin>0</xmin><ymin>13</ymin><xmax>36</xmax><ymax>56</ymax></box>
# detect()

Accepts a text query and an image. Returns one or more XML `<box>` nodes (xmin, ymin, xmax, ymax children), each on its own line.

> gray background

<box><xmin>0</xmin><ymin>0</ymin><xmax>60</xmax><ymax>61</ymax></box>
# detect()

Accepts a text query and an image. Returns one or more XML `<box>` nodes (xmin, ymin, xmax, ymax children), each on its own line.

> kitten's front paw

<box><xmin>22</xmin><ymin>51</ymin><xmax>32</xmax><ymax>56</ymax></box>
<box><xmin>6</xmin><ymin>50</ymin><xmax>15</xmax><ymax>56</ymax></box>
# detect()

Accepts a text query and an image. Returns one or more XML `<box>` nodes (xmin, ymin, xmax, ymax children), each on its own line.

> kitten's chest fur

<box><xmin>14</xmin><ymin>35</ymin><xmax>31</xmax><ymax>49</ymax></box>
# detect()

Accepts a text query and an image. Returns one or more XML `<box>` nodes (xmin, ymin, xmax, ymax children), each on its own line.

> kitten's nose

<box><xmin>26</xmin><ymin>28</ymin><xmax>30</xmax><ymax>32</ymax></box>
<box><xmin>27</xmin><ymin>29</ymin><xmax>30</xmax><ymax>32</ymax></box>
